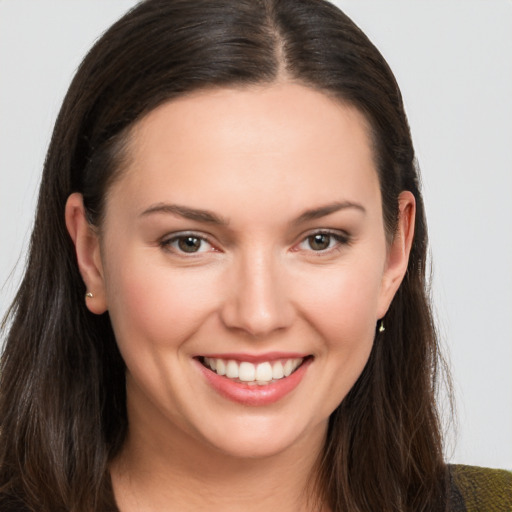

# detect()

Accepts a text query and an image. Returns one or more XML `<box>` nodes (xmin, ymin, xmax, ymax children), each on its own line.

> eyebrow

<box><xmin>139</xmin><ymin>203</ymin><xmax>230</xmax><ymax>226</ymax></box>
<box><xmin>139</xmin><ymin>200</ymin><xmax>365</xmax><ymax>226</ymax></box>
<box><xmin>291</xmin><ymin>201</ymin><xmax>366</xmax><ymax>225</ymax></box>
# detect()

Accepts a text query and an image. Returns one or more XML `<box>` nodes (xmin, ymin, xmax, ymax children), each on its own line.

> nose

<box><xmin>219</xmin><ymin>249</ymin><xmax>295</xmax><ymax>338</ymax></box>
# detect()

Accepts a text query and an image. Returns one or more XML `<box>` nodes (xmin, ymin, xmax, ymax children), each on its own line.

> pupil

<box><xmin>309</xmin><ymin>234</ymin><xmax>330</xmax><ymax>251</ymax></box>
<box><xmin>178</xmin><ymin>236</ymin><xmax>201</xmax><ymax>253</ymax></box>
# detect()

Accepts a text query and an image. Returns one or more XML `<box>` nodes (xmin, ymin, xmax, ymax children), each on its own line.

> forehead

<box><xmin>108</xmin><ymin>83</ymin><xmax>381</xmax><ymax>222</ymax></box>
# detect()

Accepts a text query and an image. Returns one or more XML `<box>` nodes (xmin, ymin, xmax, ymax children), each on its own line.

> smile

<box><xmin>201</xmin><ymin>357</ymin><xmax>304</xmax><ymax>385</ymax></box>
<box><xmin>196</xmin><ymin>354</ymin><xmax>313</xmax><ymax>406</ymax></box>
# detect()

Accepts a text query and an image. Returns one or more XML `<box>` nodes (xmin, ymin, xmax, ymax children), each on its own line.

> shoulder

<box><xmin>447</xmin><ymin>464</ymin><xmax>512</xmax><ymax>511</ymax></box>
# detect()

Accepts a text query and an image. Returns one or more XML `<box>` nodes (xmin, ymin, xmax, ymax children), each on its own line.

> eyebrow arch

<box><xmin>292</xmin><ymin>201</ymin><xmax>366</xmax><ymax>225</ymax></box>
<box><xmin>140</xmin><ymin>200</ymin><xmax>364</xmax><ymax>226</ymax></box>
<box><xmin>139</xmin><ymin>203</ymin><xmax>230</xmax><ymax>226</ymax></box>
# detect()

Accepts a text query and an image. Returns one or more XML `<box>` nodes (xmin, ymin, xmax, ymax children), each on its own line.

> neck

<box><xmin>111</xmin><ymin>398</ymin><xmax>328</xmax><ymax>512</ymax></box>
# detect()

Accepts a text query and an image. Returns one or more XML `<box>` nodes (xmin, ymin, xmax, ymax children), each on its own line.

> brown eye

<box><xmin>307</xmin><ymin>234</ymin><xmax>332</xmax><ymax>251</ymax></box>
<box><xmin>161</xmin><ymin>233</ymin><xmax>215</xmax><ymax>256</ymax></box>
<box><xmin>177</xmin><ymin>236</ymin><xmax>203</xmax><ymax>253</ymax></box>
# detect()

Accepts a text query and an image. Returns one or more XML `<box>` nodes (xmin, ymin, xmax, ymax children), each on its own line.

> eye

<box><xmin>161</xmin><ymin>233</ymin><xmax>213</xmax><ymax>254</ymax></box>
<box><xmin>297</xmin><ymin>231</ymin><xmax>349</xmax><ymax>252</ymax></box>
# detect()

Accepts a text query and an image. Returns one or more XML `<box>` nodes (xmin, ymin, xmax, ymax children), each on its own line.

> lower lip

<box><xmin>195</xmin><ymin>358</ymin><xmax>312</xmax><ymax>406</ymax></box>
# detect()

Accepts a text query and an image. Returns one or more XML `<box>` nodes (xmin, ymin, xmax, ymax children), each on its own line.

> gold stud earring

<box><xmin>378</xmin><ymin>319</ymin><xmax>385</xmax><ymax>333</ymax></box>
<box><xmin>85</xmin><ymin>292</ymin><xmax>94</xmax><ymax>299</ymax></box>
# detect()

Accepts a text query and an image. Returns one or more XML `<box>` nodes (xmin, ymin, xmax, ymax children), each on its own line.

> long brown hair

<box><xmin>0</xmin><ymin>1</ymin><xmax>449</xmax><ymax>510</ymax></box>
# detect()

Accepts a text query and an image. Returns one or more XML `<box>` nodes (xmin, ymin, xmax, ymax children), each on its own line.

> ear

<box><xmin>65</xmin><ymin>193</ymin><xmax>108</xmax><ymax>314</ymax></box>
<box><xmin>376</xmin><ymin>191</ymin><xmax>416</xmax><ymax>319</ymax></box>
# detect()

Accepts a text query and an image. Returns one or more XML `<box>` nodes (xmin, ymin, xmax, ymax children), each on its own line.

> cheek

<box><xmin>319</xmin><ymin>274</ymin><xmax>378</xmax><ymax>378</ymax></box>
<box><xmin>293</xmin><ymin>261</ymin><xmax>382</xmax><ymax>409</ymax></box>
<box><xmin>103</xmin><ymin>250</ymin><xmax>222</xmax><ymax>355</ymax></box>
<box><xmin>294</xmin><ymin>258</ymin><xmax>383</xmax><ymax>344</ymax></box>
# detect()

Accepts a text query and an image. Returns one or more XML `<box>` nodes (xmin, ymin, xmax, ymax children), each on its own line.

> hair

<box><xmin>0</xmin><ymin>1</ymin><xmax>450</xmax><ymax>511</ymax></box>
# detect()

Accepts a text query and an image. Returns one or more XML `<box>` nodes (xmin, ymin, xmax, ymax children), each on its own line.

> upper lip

<box><xmin>195</xmin><ymin>352</ymin><xmax>310</xmax><ymax>363</ymax></box>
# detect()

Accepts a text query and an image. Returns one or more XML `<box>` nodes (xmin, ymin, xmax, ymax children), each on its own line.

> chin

<box><xmin>194</xmin><ymin>414</ymin><xmax>328</xmax><ymax>462</ymax></box>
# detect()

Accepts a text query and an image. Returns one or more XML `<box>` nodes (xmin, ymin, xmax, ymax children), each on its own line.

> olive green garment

<box><xmin>448</xmin><ymin>464</ymin><xmax>512</xmax><ymax>511</ymax></box>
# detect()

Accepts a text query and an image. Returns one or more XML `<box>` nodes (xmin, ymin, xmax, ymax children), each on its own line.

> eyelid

<box><xmin>160</xmin><ymin>230</ymin><xmax>218</xmax><ymax>254</ymax></box>
<box><xmin>294</xmin><ymin>229</ymin><xmax>352</xmax><ymax>253</ymax></box>
<box><xmin>158</xmin><ymin>228</ymin><xmax>351</xmax><ymax>255</ymax></box>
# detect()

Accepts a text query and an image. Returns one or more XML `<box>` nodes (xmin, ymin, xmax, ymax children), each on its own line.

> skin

<box><xmin>66</xmin><ymin>83</ymin><xmax>415</xmax><ymax>512</ymax></box>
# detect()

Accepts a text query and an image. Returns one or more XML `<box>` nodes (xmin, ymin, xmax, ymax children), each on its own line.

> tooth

<box><xmin>239</xmin><ymin>362</ymin><xmax>256</xmax><ymax>381</ymax></box>
<box><xmin>292</xmin><ymin>358</ymin><xmax>302</xmax><ymax>371</ymax></box>
<box><xmin>226</xmin><ymin>360</ymin><xmax>239</xmax><ymax>379</ymax></box>
<box><xmin>255</xmin><ymin>362</ymin><xmax>273</xmax><ymax>382</ymax></box>
<box><xmin>210</xmin><ymin>357</ymin><xmax>303</xmax><ymax>380</ymax></box>
<box><xmin>272</xmin><ymin>361</ymin><xmax>284</xmax><ymax>379</ymax></box>
<box><xmin>216</xmin><ymin>359</ymin><xmax>226</xmax><ymax>376</ymax></box>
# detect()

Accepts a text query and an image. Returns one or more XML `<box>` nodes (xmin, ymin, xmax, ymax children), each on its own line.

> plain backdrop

<box><xmin>1</xmin><ymin>0</ymin><xmax>511</xmax><ymax>469</ymax></box>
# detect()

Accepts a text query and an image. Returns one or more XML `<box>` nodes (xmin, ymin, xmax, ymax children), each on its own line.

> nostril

<box><xmin>219</xmin><ymin>301</ymin><xmax>294</xmax><ymax>338</ymax></box>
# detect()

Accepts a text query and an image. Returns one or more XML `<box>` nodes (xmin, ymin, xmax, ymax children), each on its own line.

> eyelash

<box><xmin>160</xmin><ymin>232</ymin><xmax>215</xmax><ymax>255</ymax></box>
<box><xmin>296</xmin><ymin>230</ymin><xmax>351</xmax><ymax>255</ymax></box>
<box><xmin>159</xmin><ymin>230</ymin><xmax>351</xmax><ymax>256</ymax></box>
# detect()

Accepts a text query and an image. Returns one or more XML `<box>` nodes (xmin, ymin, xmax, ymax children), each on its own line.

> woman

<box><xmin>0</xmin><ymin>0</ymin><xmax>510</xmax><ymax>511</ymax></box>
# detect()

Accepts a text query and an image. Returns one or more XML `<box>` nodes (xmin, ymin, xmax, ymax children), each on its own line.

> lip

<box><xmin>194</xmin><ymin>355</ymin><xmax>312</xmax><ymax>406</ymax></box>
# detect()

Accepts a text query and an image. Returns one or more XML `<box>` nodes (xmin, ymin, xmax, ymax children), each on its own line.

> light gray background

<box><xmin>1</xmin><ymin>0</ymin><xmax>511</xmax><ymax>469</ymax></box>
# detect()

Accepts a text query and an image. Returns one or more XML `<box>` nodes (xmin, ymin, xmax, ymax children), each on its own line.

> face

<box><xmin>68</xmin><ymin>83</ymin><xmax>414</xmax><ymax>461</ymax></box>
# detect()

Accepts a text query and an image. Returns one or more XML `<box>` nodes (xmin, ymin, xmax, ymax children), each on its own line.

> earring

<box><xmin>378</xmin><ymin>319</ymin><xmax>385</xmax><ymax>333</ymax></box>
<box><xmin>85</xmin><ymin>292</ymin><xmax>94</xmax><ymax>299</ymax></box>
